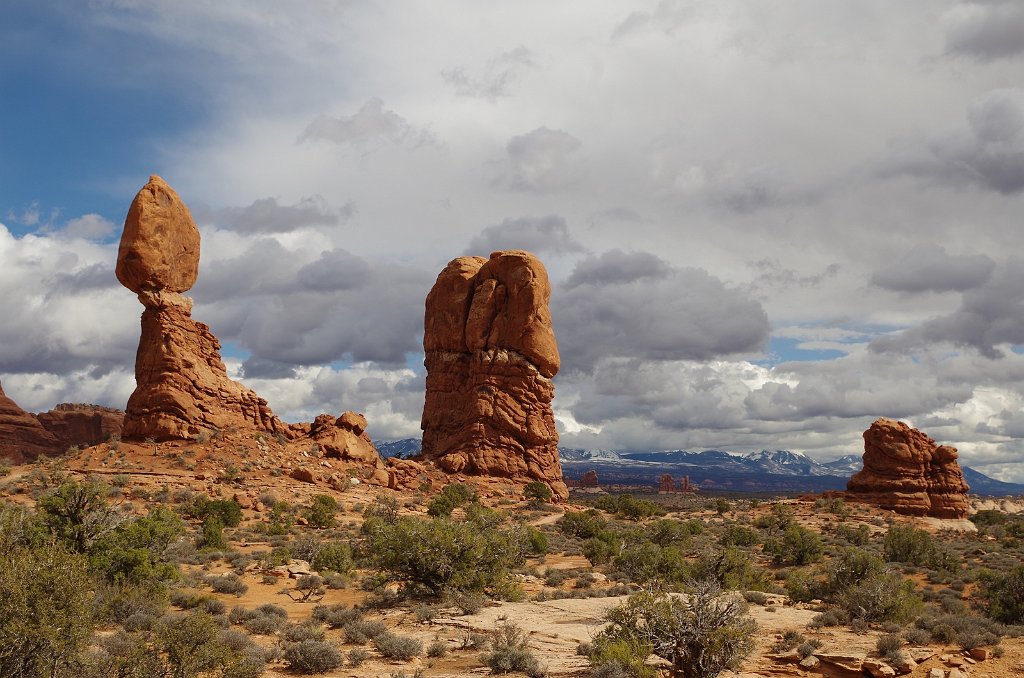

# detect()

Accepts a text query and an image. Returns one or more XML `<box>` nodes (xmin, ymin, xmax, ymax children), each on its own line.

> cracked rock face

<box><xmin>0</xmin><ymin>380</ymin><xmax>60</xmax><ymax>462</ymax></box>
<box><xmin>117</xmin><ymin>176</ymin><xmax>283</xmax><ymax>441</ymax></box>
<box><xmin>847</xmin><ymin>418</ymin><xmax>970</xmax><ymax>519</ymax></box>
<box><xmin>420</xmin><ymin>250</ymin><xmax>566</xmax><ymax>499</ymax></box>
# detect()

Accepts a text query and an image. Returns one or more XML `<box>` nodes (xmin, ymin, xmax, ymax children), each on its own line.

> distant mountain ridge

<box><xmin>373</xmin><ymin>438</ymin><xmax>1024</xmax><ymax>496</ymax></box>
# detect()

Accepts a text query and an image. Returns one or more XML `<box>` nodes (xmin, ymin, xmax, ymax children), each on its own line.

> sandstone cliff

<box><xmin>420</xmin><ymin>250</ymin><xmax>566</xmax><ymax>499</ymax></box>
<box><xmin>0</xmin><ymin>380</ymin><xmax>60</xmax><ymax>462</ymax></box>
<box><xmin>36</xmin><ymin>403</ymin><xmax>124</xmax><ymax>451</ymax></box>
<box><xmin>847</xmin><ymin>418</ymin><xmax>970</xmax><ymax>519</ymax></box>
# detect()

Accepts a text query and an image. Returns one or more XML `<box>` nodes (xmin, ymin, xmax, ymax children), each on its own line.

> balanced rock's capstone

<box><xmin>847</xmin><ymin>418</ymin><xmax>970</xmax><ymax>519</ymax></box>
<box><xmin>420</xmin><ymin>250</ymin><xmax>566</xmax><ymax>499</ymax></box>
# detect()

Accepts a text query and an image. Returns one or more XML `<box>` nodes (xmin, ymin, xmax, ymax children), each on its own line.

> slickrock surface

<box><xmin>847</xmin><ymin>418</ymin><xmax>970</xmax><ymax>519</ymax></box>
<box><xmin>36</xmin><ymin>403</ymin><xmax>124</xmax><ymax>451</ymax></box>
<box><xmin>117</xmin><ymin>176</ymin><xmax>284</xmax><ymax>441</ymax></box>
<box><xmin>0</xmin><ymin>380</ymin><xmax>60</xmax><ymax>462</ymax></box>
<box><xmin>420</xmin><ymin>250</ymin><xmax>566</xmax><ymax>499</ymax></box>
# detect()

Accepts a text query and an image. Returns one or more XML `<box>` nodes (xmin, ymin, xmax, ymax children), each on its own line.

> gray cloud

<box><xmin>555</xmin><ymin>251</ymin><xmax>769</xmax><ymax>372</ymax></box>
<box><xmin>295</xmin><ymin>249</ymin><xmax>373</xmax><ymax>292</ymax></box>
<box><xmin>943</xmin><ymin>1</ymin><xmax>1024</xmax><ymax>61</ymax></box>
<box><xmin>205</xmin><ymin>195</ymin><xmax>353</xmax><ymax>234</ymax></box>
<box><xmin>871</xmin><ymin>258</ymin><xmax>1024</xmax><ymax>357</ymax></box>
<box><xmin>302</xmin><ymin>98</ymin><xmax>434</xmax><ymax>149</ymax></box>
<box><xmin>493</xmin><ymin>127</ymin><xmax>581</xmax><ymax>192</ymax></box>
<box><xmin>464</xmin><ymin>215</ymin><xmax>586</xmax><ymax>256</ymax></box>
<box><xmin>870</xmin><ymin>244</ymin><xmax>995</xmax><ymax>293</ymax></box>
<box><xmin>442</xmin><ymin>46</ymin><xmax>535</xmax><ymax>99</ymax></box>
<box><xmin>884</xmin><ymin>89</ymin><xmax>1024</xmax><ymax>195</ymax></box>
<box><xmin>612</xmin><ymin>0</ymin><xmax>696</xmax><ymax>39</ymax></box>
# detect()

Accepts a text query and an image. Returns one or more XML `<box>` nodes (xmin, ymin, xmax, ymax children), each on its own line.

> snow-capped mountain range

<box><xmin>373</xmin><ymin>439</ymin><xmax>1024</xmax><ymax>496</ymax></box>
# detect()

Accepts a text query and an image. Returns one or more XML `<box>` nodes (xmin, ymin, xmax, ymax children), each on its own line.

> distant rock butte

<box><xmin>847</xmin><ymin>418</ymin><xmax>970</xmax><ymax>519</ymax></box>
<box><xmin>419</xmin><ymin>250</ymin><xmax>567</xmax><ymax>499</ymax></box>
<box><xmin>35</xmin><ymin>403</ymin><xmax>124</xmax><ymax>451</ymax></box>
<box><xmin>0</xmin><ymin>380</ymin><xmax>60</xmax><ymax>463</ymax></box>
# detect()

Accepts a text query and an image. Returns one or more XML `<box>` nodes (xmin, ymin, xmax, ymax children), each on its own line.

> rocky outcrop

<box><xmin>117</xmin><ymin>176</ymin><xmax>284</xmax><ymax>441</ymax></box>
<box><xmin>0</xmin><ymin>381</ymin><xmax>60</xmax><ymax>462</ymax></box>
<box><xmin>420</xmin><ymin>250</ymin><xmax>566</xmax><ymax>499</ymax></box>
<box><xmin>36</xmin><ymin>403</ymin><xmax>124</xmax><ymax>451</ymax></box>
<box><xmin>847</xmin><ymin>418</ymin><xmax>970</xmax><ymax>519</ymax></box>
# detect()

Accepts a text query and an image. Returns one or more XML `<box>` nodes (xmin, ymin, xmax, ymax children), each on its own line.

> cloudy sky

<box><xmin>2</xmin><ymin>1</ymin><xmax>1024</xmax><ymax>481</ymax></box>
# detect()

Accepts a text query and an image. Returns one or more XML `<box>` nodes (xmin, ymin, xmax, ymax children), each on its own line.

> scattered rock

<box><xmin>420</xmin><ymin>251</ymin><xmax>567</xmax><ymax>499</ymax></box>
<box><xmin>290</xmin><ymin>468</ymin><xmax>316</xmax><ymax>484</ymax></box>
<box><xmin>928</xmin><ymin>670</ymin><xmax>944</xmax><ymax>678</ymax></box>
<box><xmin>798</xmin><ymin>655</ymin><xmax>820</xmax><ymax>668</ymax></box>
<box><xmin>947</xmin><ymin>668</ymin><xmax>968</xmax><ymax>678</ymax></box>
<box><xmin>909</xmin><ymin>648</ymin><xmax>937</xmax><ymax>663</ymax></box>
<box><xmin>846</xmin><ymin>418</ymin><xmax>970</xmax><ymax>518</ymax></box>
<box><xmin>863</xmin><ymin>659</ymin><xmax>897</xmax><ymax>677</ymax></box>
<box><xmin>891</xmin><ymin>655</ymin><xmax>916</xmax><ymax>674</ymax></box>
<box><xmin>968</xmin><ymin>647</ymin><xmax>990</xmax><ymax>661</ymax></box>
<box><xmin>816</xmin><ymin>652</ymin><xmax>866</xmax><ymax>672</ymax></box>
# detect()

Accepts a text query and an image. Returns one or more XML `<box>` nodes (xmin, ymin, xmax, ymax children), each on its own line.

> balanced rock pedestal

<box><xmin>420</xmin><ymin>250</ymin><xmax>567</xmax><ymax>499</ymax></box>
<box><xmin>847</xmin><ymin>418</ymin><xmax>970</xmax><ymax>519</ymax></box>
<box><xmin>116</xmin><ymin>175</ymin><xmax>283</xmax><ymax>441</ymax></box>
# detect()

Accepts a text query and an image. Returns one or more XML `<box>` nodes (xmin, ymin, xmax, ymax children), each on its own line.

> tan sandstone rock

<box><xmin>847</xmin><ymin>418</ymin><xmax>970</xmax><ymax>519</ymax></box>
<box><xmin>0</xmin><ymin>380</ymin><xmax>60</xmax><ymax>462</ymax></box>
<box><xmin>420</xmin><ymin>250</ymin><xmax>566</xmax><ymax>499</ymax></box>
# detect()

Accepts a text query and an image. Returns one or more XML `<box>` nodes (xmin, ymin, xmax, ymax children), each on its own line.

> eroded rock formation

<box><xmin>847</xmin><ymin>418</ymin><xmax>970</xmax><ymax>519</ymax></box>
<box><xmin>420</xmin><ymin>250</ymin><xmax>566</xmax><ymax>499</ymax></box>
<box><xmin>36</xmin><ymin>403</ymin><xmax>124</xmax><ymax>451</ymax></box>
<box><xmin>117</xmin><ymin>176</ymin><xmax>283</xmax><ymax>441</ymax></box>
<box><xmin>0</xmin><ymin>380</ymin><xmax>60</xmax><ymax>462</ymax></box>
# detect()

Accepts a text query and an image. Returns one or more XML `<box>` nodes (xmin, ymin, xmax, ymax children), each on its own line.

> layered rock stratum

<box><xmin>847</xmin><ymin>418</ymin><xmax>970</xmax><ymax>519</ymax></box>
<box><xmin>0</xmin><ymin>380</ymin><xmax>60</xmax><ymax>462</ymax></box>
<box><xmin>117</xmin><ymin>176</ymin><xmax>284</xmax><ymax>441</ymax></box>
<box><xmin>420</xmin><ymin>250</ymin><xmax>566</xmax><ymax>498</ymax></box>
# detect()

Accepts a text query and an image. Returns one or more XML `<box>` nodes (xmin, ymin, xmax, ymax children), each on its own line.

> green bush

<box><xmin>720</xmin><ymin>525</ymin><xmax>759</xmax><ymax>547</ymax></box>
<box><xmin>587</xmin><ymin>636</ymin><xmax>655</xmax><ymax>678</ymax></box>
<box><xmin>362</xmin><ymin>514</ymin><xmax>529</xmax><ymax>595</ymax></box>
<box><xmin>311</xmin><ymin>603</ymin><xmax>362</xmax><ymax>629</ymax></box>
<box><xmin>978</xmin><ymin>565</ymin><xmax>1024</xmax><ymax>624</ymax></box>
<box><xmin>764</xmin><ymin>525</ymin><xmax>823</xmax><ymax>566</ymax></box>
<box><xmin>304</xmin><ymin>495</ymin><xmax>339</xmax><ymax>529</ymax></box>
<box><xmin>559</xmin><ymin>510</ymin><xmax>608</xmax><ymax>539</ymax></box>
<box><xmin>311</xmin><ymin>541</ymin><xmax>353</xmax><ymax>573</ymax></box>
<box><xmin>524</xmin><ymin>481</ymin><xmax>553</xmax><ymax>504</ymax></box>
<box><xmin>38</xmin><ymin>479</ymin><xmax>123</xmax><ymax>553</ymax></box>
<box><xmin>187</xmin><ymin>497</ymin><xmax>243</xmax><ymax>528</ymax></box>
<box><xmin>835</xmin><ymin>570</ymin><xmax>922</xmax><ymax>623</ymax></box>
<box><xmin>198</xmin><ymin>515</ymin><xmax>227</xmax><ymax>550</ymax></box>
<box><xmin>593</xmin><ymin>494</ymin><xmax>665</xmax><ymax>521</ymax></box>
<box><xmin>0</xmin><ymin>543</ymin><xmax>95</xmax><ymax>677</ymax></box>
<box><xmin>883</xmin><ymin>525</ymin><xmax>937</xmax><ymax>566</ymax></box>
<box><xmin>692</xmin><ymin>548</ymin><xmax>772</xmax><ymax>591</ymax></box>
<box><xmin>159</xmin><ymin>611</ymin><xmax>261</xmax><ymax>678</ymax></box>
<box><xmin>594</xmin><ymin>580</ymin><xmax>756</xmax><ymax>678</ymax></box>
<box><xmin>823</xmin><ymin>548</ymin><xmax>885</xmax><ymax>595</ymax></box>
<box><xmin>427</xmin><ymin>483</ymin><xmax>475</xmax><ymax>517</ymax></box>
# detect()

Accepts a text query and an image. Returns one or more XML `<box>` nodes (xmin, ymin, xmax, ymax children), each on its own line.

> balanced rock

<box><xmin>117</xmin><ymin>176</ymin><xmax>284</xmax><ymax>441</ymax></box>
<box><xmin>847</xmin><ymin>418</ymin><xmax>970</xmax><ymax>519</ymax></box>
<box><xmin>420</xmin><ymin>250</ymin><xmax>566</xmax><ymax>499</ymax></box>
<box><xmin>36</xmin><ymin>403</ymin><xmax>124</xmax><ymax>451</ymax></box>
<box><xmin>0</xmin><ymin>380</ymin><xmax>60</xmax><ymax>462</ymax></box>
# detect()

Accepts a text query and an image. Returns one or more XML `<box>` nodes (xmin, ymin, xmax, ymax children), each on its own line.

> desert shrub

<box><xmin>348</xmin><ymin>647</ymin><xmax>369</xmax><ymax>666</ymax></box>
<box><xmin>158</xmin><ymin>611</ymin><xmax>262</xmax><ymax>678</ymax></box>
<box><xmin>426</xmin><ymin>483</ymin><xmax>475</xmax><ymax>517</ymax></box>
<box><xmin>594</xmin><ymin>580</ymin><xmax>756</xmax><ymax>678</ymax></box>
<box><xmin>374</xmin><ymin>632</ymin><xmax>422</xmax><ymax>660</ymax></box>
<box><xmin>834</xmin><ymin>523</ymin><xmax>871</xmax><ymax>546</ymax></box>
<box><xmin>282</xmin><ymin>622</ymin><xmax>326</xmax><ymax>643</ymax></box>
<box><xmin>198</xmin><ymin>515</ymin><xmax>227</xmax><ymax>550</ymax></box>
<box><xmin>0</xmin><ymin>543</ymin><xmax>95</xmax><ymax>677</ymax></box>
<box><xmin>720</xmin><ymin>525</ymin><xmax>759</xmax><ymax>547</ymax></box>
<box><xmin>525</xmin><ymin>526</ymin><xmax>549</xmax><ymax>554</ymax></box>
<box><xmin>692</xmin><ymin>547</ymin><xmax>772</xmax><ymax>591</ymax></box>
<box><xmin>311</xmin><ymin>541</ymin><xmax>353</xmax><ymax>573</ymax></box>
<box><xmin>244</xmin><ymin>613</ymin><xmax>287</xmax><ymax>635</ymax></box>
<box><xmin>559</xmin><ymin>510</ymin><xmax>608</xmax><ymax>540</ymax></box>
<box><xmin>304</xmin><ymin>495</ymin><xmax>339</xmax><ymax>529</ymax></box>
<box><xmin>808</xmin><ymin>608</ymin><xmax>850</xmax><ymax>628</ymax></box>
<box><xmin>312</xmin><ymin>603</ymin><xmax>362</xmax><ymax>629</ymax></box>
<box><xmin>207</xmin><ymin>572</ymin><xmax>248</xmax><ymax>596</ymax></box>
<box><xmin>186</xmin><ymin>497</ymin><xmax>243</xmax><ymax>528</ymax></box>
<box><xmin>784</xmin><ymin>568</ymin><xmax>818</xmax><ymax>603</ymax></box>
<box><xmin>754</xmin><ymin>503</ymin><xmax>794</xmax><ymax>535</ymax></box>
<box><xmin>823</xmin><ymin>548</ymin><xmax>885</xmax><ymax>596</ymax></box>
<box><xmin>763</xmin><ymin>525</ymin><xmax>823</xmax><ymax>566</ymax></box>
<box><xmin>524</xmin><ymin>481</ymin><xmax>553</xmax><ymax>504</ymax></box>
<box><xmin>593</xmin><ymin>494</ymin><xmax>666</xmax><ymax>521</ymax></box>
<box><xmin>646</xmin><ymin>518</ymin><xmax>700</xmax><ymax>545</ymax></box>
<box><xmin>343</xmin><ymin>619</ymin><xmax>388</xmax><ymax>644</ymax></box>
<box><xmin>427</xmin><ymin>638</ymin><xmax>449</xmax><ymax>657</ymax></box>
<box><xmin>448</xmin><ymin>590</ymin><xmax>486</xmax><ymax>615</ymax></box>
<box><xmin>915</xmin><ymin>613</ymin><xmax>1003</xmax><ymax>648</ymax></box>
<box><xmin>978</xmin><ymin>565</ymin><xmax>1024</xmax><ymax>624</ymax></box>
<box><xmin>38</xmin><ymin>479</ymin><xmax>124</xmax><ymax>553</ymax></box>
<box><xmin>876</xmin><ymin>633</ymin><xmax>904</xmax><ymax>662</ymax></box>
<box><xmin>883</xmin><ymin>525</ymin><xmax>938</xmax><ymax>567</ymax></box>
<box><xmin>835</xmin><ymin>570</ymin><xmax>922</xmax><ymax>623</ymax></box>
<box><xmin>283</xmin><ymin>639</ymin><xmax>343</xmax><ymax>673</ymax></box>
<box><xmin>796</xmin><ymin>640</ymin><xmax>821</xmax><ymax>658</ymax></box>
<box><xmin>361</xmin><ymin>514</ymin><xmax>529</xmax><ymax>595</ymax></box>
<box><xmin>587</xmin><ymin>636</ymin><xmax>655</xmax><ymax>678</ymax></box>
<box><xmin>769</xmin><ymin>629</ymin><xmax>805</xmax><ymax>653</ymax></box>
<box><xmin>482</xmin><ymin>622</ymin><xmax>546</xmax><ymax>677</ymax></box>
